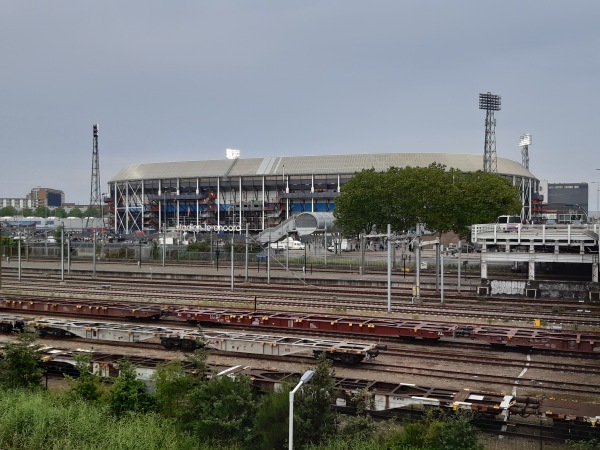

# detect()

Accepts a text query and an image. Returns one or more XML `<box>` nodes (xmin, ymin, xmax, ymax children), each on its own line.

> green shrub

<box><xmin>0</xmin><ymin>389</ymin><xmax>200</xmax><ymax>450</ymax></box>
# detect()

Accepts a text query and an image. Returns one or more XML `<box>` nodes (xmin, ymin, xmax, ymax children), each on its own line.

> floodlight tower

<box><xmin>519</xmin><ymin>133</ymin><xmax>531</xmax><ymax>169</ymax></box>
<box><xmin>519</xmin><ymin>134</ymin><xmax>532</xmax><ymax>223</ymax></box>
<box><xmin>479</xmin><ymin>92</ymin><xmax>501</xmax><ymax>173</ymax></box>
<box><xmin>87</xmin><ymin>124</ymin><xmax>102</xmax><ymax>230</ymax></box>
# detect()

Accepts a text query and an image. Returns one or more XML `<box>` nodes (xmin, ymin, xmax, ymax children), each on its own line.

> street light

<box><xmin>289</xmin><ymin>370</ymin><xmax>315</xmax><ymax>450</ymax></box>
<box><xmin>595</xmin><ymin>169</ymin><xmax>600</xmax><ymax>221</ymax></box>
<box><xmin>592</xmin><ymin>181</ymin><xmax>600</xmax><ymax>223</ymax></box>
<box><xmin>17</xmin><ymin>231</ymin><xmax>22</xmax><ymax>281</ymax></box>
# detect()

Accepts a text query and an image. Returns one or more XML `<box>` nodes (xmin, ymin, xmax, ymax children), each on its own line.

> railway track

<box><xmin>4</xmin><ymin>269</ymin><xmax>597</xmax><ymax>306</ymax></box>
<box><xmin>3</xmin><ymin>276</ymin><xmax>600</xmax><ymax>328</ymax></box>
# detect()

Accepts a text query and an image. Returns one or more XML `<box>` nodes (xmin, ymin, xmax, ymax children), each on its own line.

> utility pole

<box><xmin>413</xmin><ymin>223</ymin><xmax>421</xmax><ymax>302</ymax></box>
<box><xmin>87</xmin><ymin>124</ymin><xmax>102</xmax><ymax>231</ymax></box>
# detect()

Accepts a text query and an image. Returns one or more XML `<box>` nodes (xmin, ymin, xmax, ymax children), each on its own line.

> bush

<box><xmin>0</xmin><ymin>331</ymin><xmax>44</xmax><ymax>389</ymax></box>
<box><xmin>0</xmin><ymin>389</ymin><xmax>200</xmax><ymax>450</ymax></box>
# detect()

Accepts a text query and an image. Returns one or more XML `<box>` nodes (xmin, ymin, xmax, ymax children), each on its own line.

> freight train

<box><xmin>0</xmin><ymin>313</ymin><xmax>381</xmax><ymax>364</ymax></box>
<box><xmin>1</xmin><ymin>295</ymin><xmax>599</xmax><ymax>353</ymax></box>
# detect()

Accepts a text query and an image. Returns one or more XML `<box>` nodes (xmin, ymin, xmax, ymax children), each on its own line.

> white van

<box><xmin>496</xmin><ymin>215</ymin><xmax>521</xmax><ymax>231</ymax></box>
<box><xmin>327</xmin><ymin>239</ymin><xmax>353</xmax><ymax>252</ymax></box>
<box><xmin>288</xmin><ymin>240</ymin><xmax>305</xmax><ymax>250</ymax></box>
<box><xmin>270</xmin><ymin>237</ymin><xmax>305</xmax><ymax>251</ymax></box>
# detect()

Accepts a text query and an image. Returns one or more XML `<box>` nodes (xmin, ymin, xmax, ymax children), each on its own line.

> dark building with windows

<box><xmin>538</xmin><ymin>182</ymin><xmax>589</xmax><ymax>223</ymax></box>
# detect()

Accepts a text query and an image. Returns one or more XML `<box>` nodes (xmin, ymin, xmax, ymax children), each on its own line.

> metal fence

<box><xmin>2</xmin><ymin>242</ymin><xmax>493</xmax><ymax>274</ymax></box>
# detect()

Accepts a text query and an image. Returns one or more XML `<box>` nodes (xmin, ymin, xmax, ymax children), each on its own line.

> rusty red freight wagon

<box><xmin>171</xmin><ymin>308</ymin><xmax>454</xmax><ymax>340</ymax></box>
<box><xmin>467</xmin><ymin>326</ymin><xmax>600</xmax><ymax>352</ymax></box>
<box><xmin>0</xmin><ymin>297</ymin><xmax>165</xmax><ymax>320</ymax></box>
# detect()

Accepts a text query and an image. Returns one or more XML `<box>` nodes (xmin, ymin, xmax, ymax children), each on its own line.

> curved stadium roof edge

<box><xmin>110</xmin><ymin>152</ymin><xmax>536</xmax><ymax>182</ymax></box>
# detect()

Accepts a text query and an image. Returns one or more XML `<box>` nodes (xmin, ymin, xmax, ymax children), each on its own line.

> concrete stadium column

<box><xmin>529</xmin><ymin>245</ymin><xmax>536</xmax><ymax>280</ymax></box>
<box><xmin>262</xmin><ymin>176</ymin><xmax>265</xmax><ymax>229</ymax></box>
<box><xmin>528</xmin><ymin>261</ymin><xmax>536</xmax><ymax>280</ymax></box>
<box><xmin>480</xmin><ymin>260</ymin><xmax>487</xmax><ymax>279</ymax></box>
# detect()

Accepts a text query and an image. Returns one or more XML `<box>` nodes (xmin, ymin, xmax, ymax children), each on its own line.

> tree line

<box><xmin>0</xmin><ymin>205</ymin><xmax>102</xmax><ymax>218</ymax></box>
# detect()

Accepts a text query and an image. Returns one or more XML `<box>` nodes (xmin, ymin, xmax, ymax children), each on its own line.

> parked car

<box><xmin>444</xmin><ymin>246</ymin><xmax>459</xmax><ymax>256</ymax></box>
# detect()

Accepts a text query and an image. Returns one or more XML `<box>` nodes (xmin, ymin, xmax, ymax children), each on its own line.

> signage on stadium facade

<box><xmin>178</xmin><ymin>225</ymin><xmax>243</xmax><ymax>232</ymax></box>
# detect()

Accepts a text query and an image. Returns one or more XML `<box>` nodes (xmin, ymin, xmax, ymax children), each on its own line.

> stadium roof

<box><xmin>110</xmin><ymin>153</ymin><xmax>535</xmax><ymax>182</ymax></box>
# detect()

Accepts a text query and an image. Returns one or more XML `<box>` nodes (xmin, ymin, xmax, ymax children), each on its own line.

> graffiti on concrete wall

<box><xmin>490</xmin><ymin>280</ymin><xmax>526</xmax><ymax>296</ymax></box>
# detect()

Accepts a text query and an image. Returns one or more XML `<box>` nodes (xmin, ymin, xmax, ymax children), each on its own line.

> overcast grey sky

<box><xmin>1</xmin><ymin>1</ymin><xmax>599</xmax><ymax>206</ymax></box>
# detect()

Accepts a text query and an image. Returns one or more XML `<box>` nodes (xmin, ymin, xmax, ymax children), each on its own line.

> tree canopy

<box><xmin>83</xmin><ymin>206</ymin><xmax>101</xmax><ymax>218</ymax></box>
<box><xmin>33</xmin><ymin>206</ymin><xmax>52</xmax><ymax>218</ymax></box>
<box><xmin>0</xmin><ymin>206</ymin><xmax>18</xmax><ymax>217</ymax></box>
<box><xmin>54</xmin><ymin>207</ymin><xmax>68</xmax><ymax>219</ymax></box>
<box><xmin>68</xmin><ymin>207</ymin><xmax>84</xmax><ymax>218</ymax></box>
<box><xmin>334</xmin><ymin>164</ymin><xmax>522</xmax><ymax>239</ymax></box>
<box><xmin>0</xmin><ymin>331</ymin><xmax>44</xmax><ymax>389</ymax></box>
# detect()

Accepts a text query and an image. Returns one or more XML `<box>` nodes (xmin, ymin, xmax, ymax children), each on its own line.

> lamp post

<box><xmin>230</xmin><ymin>232</ymin><xmax>234</xmax><ymax>291</ymax></box>
<box><xmin>17</xmin><ymin>231</ymin><xmax>22</xmax><ymax>281</ymax></box>
<box><xmin>0</xmin><ymin>223</ymin><xmax>3</xmax><ymax>290</ymax></box>
<box><xmin>92</xmin><ymin>231</ymin><xmax>97</xmax><ymax>277</ymax></box>
<box><xmin>303</xmin><ymin>245</ymin><xmax>307</xmax><ymax>274</ymax></box>
<box><xmin>289</xmin><ymin>370</ymin><xmax>315</xmax><ymax>450</ymax></box>
<box><xmin>67</xmin><ymin>234</ymin><xmax>71</xmax><ymax>275</ymax></box>
<box><xmin>60</xmin><ymin>225</ymin><xmax>64</xmax><ymax>282</ymax></box>
<box><xmin>593</xmin><ymin>172</ymin><xmax>600</xmax><ymax>222</ymax></box>
<box><xmin>162</xmin><ymin>223</ymin><xmax>166</xmax><ymax>267</ymax></box>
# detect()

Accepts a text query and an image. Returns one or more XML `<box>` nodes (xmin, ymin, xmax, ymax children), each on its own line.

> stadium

<box><xmin>107</xmin><ymin>152</ymin><xmax>537</xmax><ymax>235</ymax></box>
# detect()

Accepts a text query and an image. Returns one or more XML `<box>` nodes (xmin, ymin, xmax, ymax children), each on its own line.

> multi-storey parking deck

<box><xmin>172</xmin><ymin>308</ymin><xmax>455</xmax><ymax>339</ymax></box>
<box><xmin>471</xmin><ymin>222</ymin><xmax>600</xmax><ymax>282</ymax></box>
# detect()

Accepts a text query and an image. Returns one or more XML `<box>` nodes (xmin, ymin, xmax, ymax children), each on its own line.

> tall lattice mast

<box><xmin>87</xmin><ymin>124</ymin><xmax>101</xmax><ymax>230</ymax></box>
<box><xmin>479</xmin><ymin>92</ymin><xmax>501</xmax><ymax>173</ymax></box>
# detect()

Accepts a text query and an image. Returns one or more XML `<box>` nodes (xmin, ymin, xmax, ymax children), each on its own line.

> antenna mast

<box><xmin>87</xmin><ymin>124</ymin><xmax>101</xmax><ymax>230</ymax></box>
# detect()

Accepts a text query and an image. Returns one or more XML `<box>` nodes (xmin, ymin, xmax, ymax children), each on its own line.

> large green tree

<box><xmin>332</xmin><ymin>168</ymin><xmax>383</xmax><ymax>236</ymax></box>
<box><xmin>293</xmin><ymin>355</ymin><xmax>339</xmax><ymax>448</ymax></box>
<box><xmin>334</xmin><ymin>165</ymin><xmax>521</xmax><ymax>239</ymax></box>
<box><xmin>453</xmin><ymin>171</ymin><xmax>522</xmax><ymax>237</ymax></box>
<box><xmin>254</xmin><ymin>385</ymin><xmax>292</xmax><ymax>450</ymax></box>
<box><xmin>181</xmin><ymin>374</ymin><xmax>258</xmax><ymax>447</ymax></box>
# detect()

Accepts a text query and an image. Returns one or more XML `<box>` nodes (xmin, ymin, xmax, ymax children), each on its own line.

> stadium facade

<box><xmin>107</xmin><ymin>153</ymin><xmax>538</xmax><ymax>235</ymax></box>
